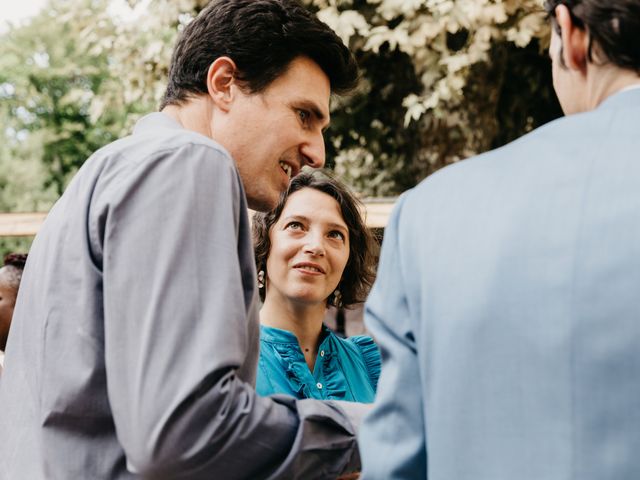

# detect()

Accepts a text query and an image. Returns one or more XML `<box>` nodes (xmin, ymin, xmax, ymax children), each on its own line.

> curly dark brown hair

<box><xmin>252</xmin><ymin>170</ymin><xmax>377</xmax><ymax>308</ymax></box>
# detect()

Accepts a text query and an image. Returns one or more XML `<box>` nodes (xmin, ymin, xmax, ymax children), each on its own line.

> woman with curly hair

<box><xmin>253</xmin><ymin>170</ymin><xmax>379</xmax><ymax>402</ymax></box>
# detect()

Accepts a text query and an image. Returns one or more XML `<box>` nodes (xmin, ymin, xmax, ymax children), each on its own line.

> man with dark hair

<box><xmin>0</xmin><ymin>1</ymin><xmax>363</xmax><ymax>478</ymax></box>
<box><xmin>360</xmin><ymin>1</ymin><xmax>640</xmax><ymax>479</ymax></box>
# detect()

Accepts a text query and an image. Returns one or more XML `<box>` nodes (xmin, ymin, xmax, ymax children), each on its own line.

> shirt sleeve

<box><xmin>93</xmin><ymin>143</ymin><xmax>363</xmax><ymax>479</ymax></box>
<box><xmin>348</xmin><ymin>335</ymin><xmax>381</xmax><ymax>390</ymax></box>
<box><xmin>359</xmin><ymin>193</ymin><xmax>428</xmax><ymax>479</ymax></box>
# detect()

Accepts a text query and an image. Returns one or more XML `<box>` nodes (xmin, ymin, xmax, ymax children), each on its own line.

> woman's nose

<box><xmin>303</xmin><ymin>234</ymin><xmax>325</xmax><ymax>256</ymax></box>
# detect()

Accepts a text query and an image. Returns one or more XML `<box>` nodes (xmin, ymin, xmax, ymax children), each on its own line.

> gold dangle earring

<box><xmin>332</xmin><ymin>289</ymin><xmax>342</xmax><ymax>308</ymax></box>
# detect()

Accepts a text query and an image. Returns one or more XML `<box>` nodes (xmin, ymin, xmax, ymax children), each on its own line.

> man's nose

<box><xmin>300</xmin><ymin>132</ymin><xmax>325</xmax><ymax>169</ymax></box>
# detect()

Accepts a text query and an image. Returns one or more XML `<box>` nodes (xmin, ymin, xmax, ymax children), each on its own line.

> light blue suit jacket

<box><xmin>361</xmin><ymin>88</ymin><xmax>640</xmax><ymax>479</ymax></box>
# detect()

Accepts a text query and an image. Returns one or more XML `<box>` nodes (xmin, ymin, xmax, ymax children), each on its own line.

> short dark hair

<box><xmin>160</xmin><ymin>0</ymin><xmax>359</xmax><ymax>109</ymax></box>
<box><xmin>545</xmin><ymin>0</ymin><xmax>640</xmax><ymax>73</ymax></box>
<box><xmin>1</xmin><ymin>253</ymin><xmax>27</xmax><ymax>290</ymax></box>
<box><xmin>252</xmin><ymin>170</ymin><xmax>376</xmax><ymax>308</ymax></box>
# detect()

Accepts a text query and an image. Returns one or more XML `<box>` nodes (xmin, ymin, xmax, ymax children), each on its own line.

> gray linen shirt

<box><xmin>0</xmin><ymin>113</ymin><xmax>366</xmax><ymax>479</ymax></box>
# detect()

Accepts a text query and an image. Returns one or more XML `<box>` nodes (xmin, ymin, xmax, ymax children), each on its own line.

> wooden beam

<box><xmin>359</xmin><ymin>198</ymin><xmax>397</xmax><ymax>229</ymax></box>
<box><xmin>0</xmin><ymin>212</ymin><xmax>48</xmax><ymax>237</ymax></box>
<box><xmin>0</xmin><ymin>198</ymin><xmax>398</xmax><ymax>237</ymax></box>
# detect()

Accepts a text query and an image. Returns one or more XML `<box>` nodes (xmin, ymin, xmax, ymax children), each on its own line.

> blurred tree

<box><xmin>0</xmin><ymin>0</ymin><xmax>134</xmax><ymax>196</ymax></box>
<box><xmin>0</xmin><ymin>131</ymin><xmax>56</xmax><ymax>257</ymax></box>
<box><xmin>0</xmin><ymin>0</ymin><xmax>128</xmax><ymax>256</ymax></box>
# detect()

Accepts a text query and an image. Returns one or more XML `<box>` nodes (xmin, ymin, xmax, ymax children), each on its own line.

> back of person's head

<box><xmin>2</xmin><ymin>254</ymin><xmax>27</xmax><ymax>287</ymax></box>
<box><xmin>253</xmin><ymin>170</ymin><xmax>376</xmax><ymax>308</ymax></box>
<box><xmin>545</xmin><ymin>0</ymin><xmax>640</xmax><ymax>73</ymax></box>
<box><xmin>160</xmin><ymin>0</ymin><xmax>359</xmax><ymax>109</ymax></box>
<box><xmin>0</xmin><ymin>253</ymin><xmax>27</xmax><ymax>351</ymax></box>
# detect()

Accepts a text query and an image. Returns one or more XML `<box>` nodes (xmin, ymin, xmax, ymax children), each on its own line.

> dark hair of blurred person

<box><xmin>0</xmin><ymin>254</ymin><xmax>27</xmax><ymax>359</ymax></box>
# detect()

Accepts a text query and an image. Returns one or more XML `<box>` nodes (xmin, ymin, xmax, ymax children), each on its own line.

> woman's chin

<box><xmin>286</xmin><ymin>293</ymin><xmax>328</xmax><ymax>308</ymax></box>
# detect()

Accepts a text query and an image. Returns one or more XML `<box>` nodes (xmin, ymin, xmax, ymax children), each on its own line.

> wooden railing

<box><xmin>0</xmin><ymin>198</ymin><xmax>397</xmax><ymax>237</ymax></box>
<box><xmin>358</xmin><ymin>198</ymin><xmax>396</xmax><ymax>229</ymax></box>
<box><xmin>0</xmin><ymin>212</ymin><xmax>49</xmax><ymax>237</ymax></box>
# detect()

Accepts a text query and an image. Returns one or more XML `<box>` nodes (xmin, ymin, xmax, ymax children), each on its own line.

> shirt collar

<box><xmin>618</xmin><ymin>83</ymin><xmax>640</xmax><ymax>94</ymax></box>
<box><xmin>598</xmin><ymin>83</ymin><xmax>640</xmax><ymax>111</ymax></box>
<box><xmin>132</xmin><ymin>112</ymin><xmax>184</xmax><ymax>135</ymax></box>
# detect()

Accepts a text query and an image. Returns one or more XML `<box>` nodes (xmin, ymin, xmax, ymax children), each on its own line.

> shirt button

<box><xmin>320</xmin><ymin>350</ymin><xmax>325</xmax><ymax>357</ymax></box>
<box><xmin>316</xmin><ymin>382</ymin><xmax>323</xmax><ymax>389</ymax></box>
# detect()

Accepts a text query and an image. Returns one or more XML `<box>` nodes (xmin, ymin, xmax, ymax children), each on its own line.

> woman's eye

<box><xmin>285</xmin><ymin>221</ymin><xmax>303</xmax><ymax>230</ymax></box>
<box><xmin>328</xmin><ymin>230</ymin><xmax>345</xmax><ymax>241</ymax></box>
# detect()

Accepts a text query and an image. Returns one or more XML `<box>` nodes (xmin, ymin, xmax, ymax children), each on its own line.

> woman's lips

<box><xmin>292</xmin><ymin>262</ymin><xmax>325</xmax><ymax>274</ymax></box>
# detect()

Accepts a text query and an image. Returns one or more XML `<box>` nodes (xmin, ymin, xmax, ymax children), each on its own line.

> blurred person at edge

<box><xmin>0</xmin><ymin>253</ymin><xmax>27</xmax><ymax>374</ymax></box>
<box><xmin>0</xmin><ymin>1</ymin><xmax>367</xmax><ymax>479</ymax></box>
<box><xmin>360</xmin><ymin>1</ymin><xmax>640</xmax><ymax>479</ymax></box>
<box><xmin>252</xmin><ymin>170</ymin><xmax>380</xmax><ymax>403</ymax></box>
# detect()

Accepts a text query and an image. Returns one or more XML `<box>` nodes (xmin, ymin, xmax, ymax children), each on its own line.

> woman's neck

<box><xmin>260</xmin><ymin>294</ymin><xmax>326</xmax><ymax>371</ymax></box>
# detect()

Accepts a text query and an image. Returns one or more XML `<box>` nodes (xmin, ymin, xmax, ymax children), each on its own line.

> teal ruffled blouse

<box><xmin>257</xmin><ymin>324</ymin><xmax>381</xmax><ymax>403</ymax></box>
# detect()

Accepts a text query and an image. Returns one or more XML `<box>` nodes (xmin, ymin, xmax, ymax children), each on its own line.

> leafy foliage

<box><xmin>0</xmin><ymin>0</ymin><xmax>134</xmax><ymax>195</ymax></box>
<box><xmin>312</xmin><ymin>0</ymin><xmax>562</xmax><ymax>194</ymax></box>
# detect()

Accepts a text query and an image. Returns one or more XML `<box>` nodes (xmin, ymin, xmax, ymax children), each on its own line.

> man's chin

<box><xmin>247</xmin><ymin>195</ymin><xmax>279</xmax><ymax>213</ymax></box>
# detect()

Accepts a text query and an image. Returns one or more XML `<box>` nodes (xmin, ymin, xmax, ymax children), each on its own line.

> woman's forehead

<box><xmin>282</xmin><ymin>190</ymin><xmax>346</xmax><ymax>226</ymax></box>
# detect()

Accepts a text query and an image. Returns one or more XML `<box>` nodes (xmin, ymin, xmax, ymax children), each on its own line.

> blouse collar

<box><xmin>260</xmin><ymin>324</ymin><xmax>331</xmax><ymax>346</ymax></box>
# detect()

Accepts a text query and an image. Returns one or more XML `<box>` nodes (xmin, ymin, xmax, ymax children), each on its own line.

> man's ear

<box><xmin>206</xmin><ymin>57</ymin><xmax>237</xmax><ymax>112</ymax></box>
<box><xmin>555</xmin><ymin>5</ymin><xmax>589</xmax><ymax>74</ymax></box>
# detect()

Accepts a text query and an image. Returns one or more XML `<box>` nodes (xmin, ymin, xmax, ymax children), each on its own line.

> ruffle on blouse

<box><xmin>318</xmin><ymin>348</ymin><xmax>347</xmax><ymax>400</ymax></box>
<box><xmin>272</xmin><ymin>345</ymin><xmax>313</xmax><ymax>398</ymax></box>
<box><xmin>347</xmin><ymin>335</ymin><xmax>381</xmax><ymax>390</ymax></box>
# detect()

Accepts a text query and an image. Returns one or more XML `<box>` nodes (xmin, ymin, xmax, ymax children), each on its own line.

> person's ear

<box><xmin>206</xmin><ymin>57</ymin><xmax>237</xmax><ymax>112</ymax></box>
<box><xmin>555</xmin><ymin>5</ymin><xmax>589</xmax><ymax>74</ymax></box>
